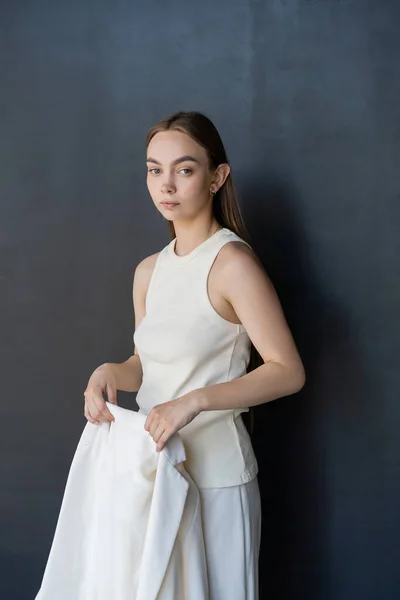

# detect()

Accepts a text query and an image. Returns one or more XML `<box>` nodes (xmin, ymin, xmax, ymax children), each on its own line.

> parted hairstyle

<box><xmin>146</xmin><ymin>111</ymin><xmax>263</xmax><ymax>435</ymax></box>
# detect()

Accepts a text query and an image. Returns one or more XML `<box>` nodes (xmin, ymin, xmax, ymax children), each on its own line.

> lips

<box><xmin>160</xmin><ymin>201</ymin><xmax>179</xmax><ymax>206</ymax></box>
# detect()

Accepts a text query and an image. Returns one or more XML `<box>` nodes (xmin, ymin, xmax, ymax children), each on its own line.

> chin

<box><xmin>157</xmin><ymin>208</ymin><xmax>174</xmax><ymax>221</ymax></box>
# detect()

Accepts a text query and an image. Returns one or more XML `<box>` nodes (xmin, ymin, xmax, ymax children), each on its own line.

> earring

<box><xmin>210</xmin><ymin>188</ymin><xmax>216</xmax><ymax>195</ymax></box>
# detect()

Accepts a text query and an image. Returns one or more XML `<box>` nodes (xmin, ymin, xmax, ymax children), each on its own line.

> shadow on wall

<box><xmin>240</xmin><ymin>173</ymin><xmax>370</xmax><ymax>600</ymax></box>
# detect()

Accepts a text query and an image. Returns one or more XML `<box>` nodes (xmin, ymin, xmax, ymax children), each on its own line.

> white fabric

<box><xmin>133</xmin><ymin>227</ymin><xmax>259</xmax><ymax>488</ymax></box>
<box><xmin>35</xmin><ymin>226</ymin><xmax>263</xmax><ymax>598</ymax></box>
<box><xmin>199</xmin><ymin>478</ymin><xmax>262</xmax><ymax>600</ymax></box>
<box><xmin>35</xmin><ymin>403</ymin><xmax>209</xmax><ymax>600</ymax></box>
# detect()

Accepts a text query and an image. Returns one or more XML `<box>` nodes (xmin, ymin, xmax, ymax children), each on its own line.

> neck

<box><xmin>173</xmin><ymin>221</ymin><xmax>222</xmax><ymax>256</ymax></box>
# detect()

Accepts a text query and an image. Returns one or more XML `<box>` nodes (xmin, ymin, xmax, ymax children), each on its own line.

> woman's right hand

<box><xmin>83</xmin><ymin>363</ymin><xmax>117</xmax><ymax>424</ymax></box>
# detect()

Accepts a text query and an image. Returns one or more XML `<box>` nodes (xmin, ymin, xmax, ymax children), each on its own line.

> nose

<box><xmin>160</xmin><ymin>183</ymin><xmax>176</xmax><ymax>194</ymax></box>
<box><xmin>160</xmin><ymin>176</ymin><xmax>176</xmax><ymax>195</ymax></box>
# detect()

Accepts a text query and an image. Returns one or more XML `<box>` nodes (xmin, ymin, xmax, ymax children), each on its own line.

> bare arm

<box><xmin>101</xmin><ymin>357</ymin><xmax>143</xmax><ymax>393</ymax></box>
<box><xmin>101</xmin><ymin>252</ymin><xmax>159</xmax><ymax>392</ymax></box>
<box><xmin>194</xmin><ymin>242</ymin><xmax>306</xmax><ymax>412</ymax></box>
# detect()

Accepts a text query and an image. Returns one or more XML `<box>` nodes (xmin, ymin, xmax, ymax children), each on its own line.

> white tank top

<box><xmin>133</xmin><ymin>227</ymin><xmax>258</xmax><ymax>488</ymax></box>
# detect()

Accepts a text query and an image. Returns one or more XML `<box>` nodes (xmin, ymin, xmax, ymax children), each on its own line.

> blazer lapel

<box><xmin>136</xmin><ymin>433</ymin><xmax>189</xmax><ymax>600</ymax></box>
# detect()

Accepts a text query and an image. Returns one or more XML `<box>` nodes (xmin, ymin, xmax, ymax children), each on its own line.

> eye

<box><xmin>148</xmin><ymin>168</ymin><xmax>161</xmax><ymax>175</ymax></box>
<box><xmin>179</xmin><ymin>168</ymin><xmax>192</xmax><ymax>175</ymax></box>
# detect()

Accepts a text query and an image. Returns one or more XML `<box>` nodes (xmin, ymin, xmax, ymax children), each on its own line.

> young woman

<box><xmin>83</xmin><ymin>111</ymin><xmax>306</xmax><ymax>599</ymax></box>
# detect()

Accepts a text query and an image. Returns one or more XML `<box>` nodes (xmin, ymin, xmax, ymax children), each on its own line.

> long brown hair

<box><xmin>146</xmin><ymin>111</ymin><xmax>263</xmax><ymax>435</ymax></box>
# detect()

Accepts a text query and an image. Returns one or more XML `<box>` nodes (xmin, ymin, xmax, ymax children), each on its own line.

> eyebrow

<box><xmin>146</xmin><ymin>155</ymin><xmax>200</xmax><ymax>166</ymax></box>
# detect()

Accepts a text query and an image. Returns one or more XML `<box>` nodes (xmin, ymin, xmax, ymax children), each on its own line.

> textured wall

<box><xmin>1</xmin><ymin>1</ymin><xmax>399</xmax><ymax>598</ymax></box>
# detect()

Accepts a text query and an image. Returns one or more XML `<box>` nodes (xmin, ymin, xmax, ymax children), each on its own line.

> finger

<box><xmin>92</xmin><ymin>394</ymin><xmax>113</xmax><ymax>422</ymax></box>
<box><xmin>101</xmin><ymin>403</ymin><xmax>115</xmax><ymax>423</ymax></box>
<box><xmin>106</xmin><ymin>383</ymin><xmax>117</xmax><ymax>405</ymax></box>
<box><xmin>152</xmin><ymin>423</ymin><xmax>166</xmax><ymax>443</ymax></box>
<box><xmin>144</xmin><ymin>412</ymin><xmax>152</xmax><ymax>431</ymax></box>
<box><xmin>149</xmin><ymin>417</ymin><xmax>162</xmax><ymax>438</ymax></box>
<box><xmin>156</xmin><ymin>430</ymin><xmax>170</xmax><ymax>452</ymax></box>
<box><xmin>87</xmin><ymin>417</ymin><xmax>99</xmax><ymax>425</ymax></box>
<box><xmin>88</xmin><ymin>408</ymin><xmax>101</xmax><ymax>424</ymax></box>
<box><xmin>84</xmin><ymin>404</ymin><xmax>99</xmax><ymax>425</ymax></box>
<box><xmin>84</xmin><ymin>410</ymin><xmax>98</xmax><ymax>424</ymax></box>
<box><xmin>85</xmin><ymin>393</ymin><xmax>106</xmax><ymax>423</ymax></box>
<box><xmin>145</xmin><ymin>406</ymin><xmax>161</xmax><ymax>432</ymax></box>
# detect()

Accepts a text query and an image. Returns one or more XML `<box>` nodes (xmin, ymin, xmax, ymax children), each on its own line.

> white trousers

<box><xmin>199</xmin><ymin>477</ymin><xmax>262</xmax><ymax>600</ymax></box>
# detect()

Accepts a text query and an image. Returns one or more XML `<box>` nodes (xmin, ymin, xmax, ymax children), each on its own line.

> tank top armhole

<box><xmin>145</xmin><ymin>250</ymin><xmax>164</xmax><ymax>312</ymax></box>
<box><xmin>203</xmin><ymin>237</ymin><xmax>253</xmax><ymax>333</ymax></box>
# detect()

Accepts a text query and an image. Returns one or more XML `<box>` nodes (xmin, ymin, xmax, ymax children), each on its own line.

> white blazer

<box><xmin>35</xmin><ymin>402</ymin><xmax>209</xmax><ymax>600</ymax></box>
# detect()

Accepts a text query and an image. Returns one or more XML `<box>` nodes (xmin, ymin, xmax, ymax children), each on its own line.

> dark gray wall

<box><xmin>1</xmin><ymin>1</ymin><xmax>399</xmax><ymax>598</ymax></box>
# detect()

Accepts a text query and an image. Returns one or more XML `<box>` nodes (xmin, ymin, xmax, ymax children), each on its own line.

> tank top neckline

<box><xmin>167</xmin><ymin>227</ymin><xmax>230</xmax><ymax>264</ymax></box>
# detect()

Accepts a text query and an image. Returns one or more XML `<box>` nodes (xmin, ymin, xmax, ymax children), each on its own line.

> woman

<box><xmin>83</xmin><ymin>111</ymin><xmax>306</xmax><ymax>599</ymax></box>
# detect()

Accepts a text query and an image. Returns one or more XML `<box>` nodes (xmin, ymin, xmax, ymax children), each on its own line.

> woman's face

<box><xmin>146</xmin><ymin>130</ymin><xmax>222</xmax><ymax>222</ymax></box>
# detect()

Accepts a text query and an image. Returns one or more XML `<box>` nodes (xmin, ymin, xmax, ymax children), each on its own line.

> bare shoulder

<box><xmin>133</xmin><ymin>251</ymin><xmax>161</xmax><ymax>294</ymax></box>
<box><xmin>135</xmin><ymin>251</ymin><xmax>161</xmax><ymax>278</ymax></box>
<box><xmin>212</xmin><ymin>240</ymin><xmax>278</xmax><ymax>307</ymax></box>
<box><xmin>214</xmin><ymin>240</ymin><xmax>264</xmax><ymax>276</ymax></box>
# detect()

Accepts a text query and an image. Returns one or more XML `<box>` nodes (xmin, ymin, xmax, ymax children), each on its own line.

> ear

<box><xmin>213</xmin><ymin>163</ymin><xmax>231</xmax><ymax>190</ymax></box>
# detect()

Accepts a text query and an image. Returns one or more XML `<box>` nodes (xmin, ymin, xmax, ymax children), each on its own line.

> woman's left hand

<box><xmin>144</xmin><ymin>392</ymin><xmax>201</xmax><ymax>452</ymax></box>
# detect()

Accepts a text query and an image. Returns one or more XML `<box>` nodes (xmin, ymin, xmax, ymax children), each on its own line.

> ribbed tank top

<box><xmin>133</xmin><ymin>227</ymin><xmax>258</xmax><ymax>488</ymax></box>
